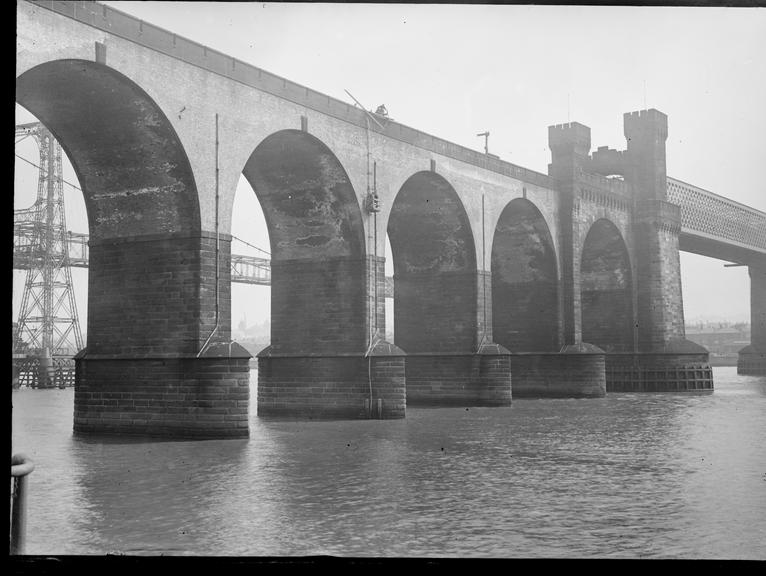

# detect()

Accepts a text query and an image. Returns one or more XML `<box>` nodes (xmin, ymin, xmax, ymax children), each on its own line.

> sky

<box><xmin>14</xmin><ymin>2</ymin><xmax>766</xmax><ymax>338</ymax></box>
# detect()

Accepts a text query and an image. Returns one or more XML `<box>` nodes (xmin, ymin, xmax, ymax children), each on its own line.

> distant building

<box><xmin>685</xmin><ymin>323</ymin><xmax>750</xmax><ymax>363</ymax></box>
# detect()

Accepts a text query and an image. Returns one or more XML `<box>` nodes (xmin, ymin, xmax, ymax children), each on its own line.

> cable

<box><xmin>230</xmin><ymin>234</ymin><xmax>270</xmax><ymax>256</ymax></box>
<box><xmin>15</xmin><ymin>154</ymin><xmax>82</xmax><ymax>192</ymax></box>
<box><xmin>17</xmin><ymin>154</ymin><xmax>274</xmax><ymax>263</ymax></box>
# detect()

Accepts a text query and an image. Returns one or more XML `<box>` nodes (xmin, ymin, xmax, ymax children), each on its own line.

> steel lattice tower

<box><xmin>14</xmin><ymin>122</ymin><xmax>83</xmax><ymax>360</ymax></box>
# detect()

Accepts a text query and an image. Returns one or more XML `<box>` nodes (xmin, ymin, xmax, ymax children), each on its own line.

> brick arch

<box><xmin>492</xmin><ymin>197</ymin><xmax>559</xmax><ymax>352</ymax></box>
<box><xmin>387</xmin><ymin>171</ymin><xmax>477</xmax><ymax>353</ymax></box>
<box><xmin>17</xmin><ymin>59</ymin><xmax>209</xmax><ymax>359</ymax></box>
<box><xmin>242</xmin><ymin>129</ymin><xmax>367</xmax><ymax>354</ymax></box>
<box><xmin>581</xmin><ymin>218</ymin><xmax>634</xmax><ymax>352</ymax></box>
<box><xmin>16</xmin><ymin>59</ymin><xmax>200</xmax><ymax>240</ymax></box>
<box><xmin>242</xmin><ymin>129</ymin><xmax>366</xmax><ymax>261</ymax></box>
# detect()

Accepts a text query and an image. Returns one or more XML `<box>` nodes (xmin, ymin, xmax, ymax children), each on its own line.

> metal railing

<box><xmin>10</xmin><ymin>453</ymin><xmax>34</xmax><ymax>555</ymax></box>
<box><xmin>667</xmin><ymin>177</ymin><xmax>766</xmax><ymax>254</ymax></box>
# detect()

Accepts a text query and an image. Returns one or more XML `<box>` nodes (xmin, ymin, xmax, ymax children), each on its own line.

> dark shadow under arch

<box><xmin>17</xmin><ymin>59</ymin><xmax>200</xmax><ymax>240</ymax></box>
<box><xmin>17</xmin><ymin>59</ymin><xmax>204</xmax><ymax>356</ymax></box>
<box><xmin>491</xmin><ymin>198</ymin><xmax>559</xmax><ymax>352</ymax></box>
<box><xmin>387</xmin><ymin>171</ymin><xmax>477</xmax><ymax>353</ymax></box>
<box><xmin>581</xmin><ymin>218</ymin><xmax>634</xmax><ymax>352</ymax></box>
<box><xmin>242</xmin><ymin>129</ymin><xmax>367</xmax><ymax>354</ymax></box>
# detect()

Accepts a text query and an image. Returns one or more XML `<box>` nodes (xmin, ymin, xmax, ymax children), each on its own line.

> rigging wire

<box><xmin>15</xmin><ymin>153</ymin><xmax>82</xmax><ymax>192</ymax></box>
<box><xmin>17</xmin><ymin>153</ymin><xmax>274</xmax><ymax>259</ymax></box>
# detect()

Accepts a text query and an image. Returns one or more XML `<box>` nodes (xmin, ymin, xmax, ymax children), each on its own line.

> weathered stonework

<box><xmin>738</xmin><ymin>266</ymin><xmax>766</xmax><ymax>375</ymax></box>
<box><xmin>74</xmin><ymin>343</ymin><xmax>251</xmax><ymax>438</ymax></box>
<box><xmin>17</xmin><ymin>1</ymin><xmax>766</xmax><ymax>438</ymax></box>
<box><xmin>256</xmin><ymin>341</ymin><xmax>406</xmax><ymax>420</ymax></box>
<box><xmin>510</xmin><ymin>346</ymin><xmax>606</xmax><ymax>398</ymax></box>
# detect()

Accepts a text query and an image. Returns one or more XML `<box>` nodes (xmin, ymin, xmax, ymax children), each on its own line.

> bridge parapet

<box><xmin>34</xmin><ymin>0</ymin><xmax>555</xmax><ymax>190</ymax></box>
<box><xmin>667</xmin><ymin>177</ymin><xmax>766</xmax><ymax>254</ymax></box>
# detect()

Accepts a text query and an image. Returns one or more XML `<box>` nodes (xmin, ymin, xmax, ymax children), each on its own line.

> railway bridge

<box><xmin>16</xmin><ymin>0</ymin><xmax>766</xmax><ymax>438</ymax></box>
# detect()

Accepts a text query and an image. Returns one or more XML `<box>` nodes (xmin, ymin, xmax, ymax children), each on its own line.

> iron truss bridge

<box><xmin>667</xmin><ymin>177</ymin><xmax>766</xmax><ymax>265</ymax></box>
<box><xmin>13</xmin><ymin>225</ymin><xmax>396</xmax><ymax>298</ymax></box>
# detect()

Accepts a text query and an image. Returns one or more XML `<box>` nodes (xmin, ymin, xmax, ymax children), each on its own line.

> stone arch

<box><xmin>16</xmin><ymin>59</ymin><xmax>203</xmax><ymax>357</ymax></box>
<box><xmin>491</xmin><ymin>197</ymin><xmax>559</xmax><ymax>352</ymax></box>
<box><xmin>16</xmin><ymin>59</ymin><xmax>200</xmax><ymax>240</ymax></box>
<box><xmin>580</xmin><ymin>218</ymin><xmax>634</xmax><ymax>352</ymax></box>
<box><xmin>387</xmin><ymin>171</ymin><xmax>477</xmax><ymax>353</ymax></box>
<box><xmin>242</xmin><ymin>129</ymin><xmax>367</xmax><ymax>354</ymax></box>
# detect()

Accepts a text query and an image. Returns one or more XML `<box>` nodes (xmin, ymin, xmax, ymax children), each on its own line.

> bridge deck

<box><xmin>668</xmin><ymin>177</ymin><xmax>766</xmax><ymax>264</ymax></box>
<box><xmin>35</xmin><ymin>0</ymin><xmax>555</xmax><ymax>191</ymax></box>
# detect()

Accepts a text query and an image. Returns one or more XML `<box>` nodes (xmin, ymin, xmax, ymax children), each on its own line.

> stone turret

<box><xmin>624</xmin><ymin>108</ymin><xmax>668</xmax><ymax>201</ymax></box>
<box><xmin>548</xmin><ymin>122</ymin><xmax>591</xmax><ymax>184</ymax></box>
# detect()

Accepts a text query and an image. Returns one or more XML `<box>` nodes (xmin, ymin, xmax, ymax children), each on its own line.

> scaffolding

<box><xmin>13</xmin><ymin>122</ymin><xmax>83</xmax><ymax>388</ymax></box>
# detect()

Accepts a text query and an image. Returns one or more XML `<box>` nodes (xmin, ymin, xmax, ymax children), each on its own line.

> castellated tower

<box><xmin>548</xmin><ymin>109</ymin><xmax>711</xmax><ymax>392</ymax></box>
<box><xmin>548</xmin><ymin>122</ymin><xmax>591</xmax><ymax>347</ymax></box>
<box><xmin>624</xmin><ymin>109</ymin><xmax>695</xmax><ymax>351</ymax></box>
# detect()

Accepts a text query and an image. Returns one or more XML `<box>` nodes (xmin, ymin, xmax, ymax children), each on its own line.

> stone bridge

<box><xmin>16</xmin><ymin>0</ymin><xmax>766</xmax><ymax>438</ymax></box>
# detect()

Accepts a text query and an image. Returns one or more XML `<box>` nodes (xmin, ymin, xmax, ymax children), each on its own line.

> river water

<box><xmin>10</xmin><ymin>367</ymin><xmax>766</xmax><ymax>558</ymax></box>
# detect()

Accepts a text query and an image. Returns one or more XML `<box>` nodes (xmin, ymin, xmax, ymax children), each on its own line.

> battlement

<box><xmin>624</xmin><ymin>108</ymin><xmax>668</xmax><ymax>143</ymax></box>
<box><xmin>548</xmin><ymin>121</ymin><xmax>591</xmax><ymax>157</ymax></box>
<box><xmin>577</xmin><ymin>170</ymin><xmax>629</xmax><ymax>198</ymax></box>
<box><xmin>590</xmin><ymin>146</ymin><xmax>627</xmax><ymax>178</ymax></box>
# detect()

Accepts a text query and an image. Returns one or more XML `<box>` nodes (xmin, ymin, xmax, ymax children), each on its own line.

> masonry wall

<box><xmin>270</xmin><ymin>257</ymin><xmax>367</xmax><ymax>355</ymax></box>
<box><xmin>257</xmin><ymin>353</ymin><xmax>405</xmax><ymax>419</ymax></box>
<box><xmin>394</xmin><ymin>271</ymin><xmax>478</xmax><ymax>354</ymax></box>
<box><xmin>74</xmin><ymin>356</ymin><xmax>250</xmax><ymax>438</ymax></box>
<box><xmin>581</xmin><ymin>289</ymin><xmax>633</xmax><ymax>352</ymax></box>
<box><xmin>634</xmin><ymin>201</ymin><xmax>686</xmax><ymax>349</ymax></box>
<box><xmin>493</xmin><ymin>281</ymin><xmax>559</xmax><ymax>352</ymax></box>
<box><xmin>405</xmin><ymin>352</ymin><xmax>511</xmax><ymax>406</ymax></box>
<box><xmin>510</xmin><ymin>352</ymin><xmax>605</xmax><ymax>398</ymax></box>
<box><xmin>750</xmin><ymin>266</ymin><xmax>766</xmax><ymax>348</ymax></box>
<box><xmin>87</xmin><ymin>232</ymin><xmax>230</xmax><ymax>356</ymax></box>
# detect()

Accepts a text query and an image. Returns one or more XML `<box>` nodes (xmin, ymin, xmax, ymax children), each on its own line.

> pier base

<box><xmin>510</xmin><ymin>344</ymin><xmax>606</xmax><ymax>398</ymax></box>
<box><xmin>737</xmin><ymin>345</ymin><xmax>766</xmax><ymax>376</ymax></box>
<box><xmin>257</xmin><ymin>341</ymin><xmax>406</xmax><ymax>419</ymax></box>
<box><xmin>73</xmin><ymin>343</ymin><xmax>252</xmax><ymax>439</ymax></box>
<box><xmin>605</xmin><ymin>342</ymin><xmax>713</xmax><ymax>392</ymax></box>
<box><xmin>404</xmin><ymin>343</ymin><xmax>511</xmax><ymax>407</ymax></box>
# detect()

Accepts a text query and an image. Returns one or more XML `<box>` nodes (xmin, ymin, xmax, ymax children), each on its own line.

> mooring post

<box><xmin>10</xmin><ymin>453</ymin><xmax>35</xmax><ymax>555</ymax></box>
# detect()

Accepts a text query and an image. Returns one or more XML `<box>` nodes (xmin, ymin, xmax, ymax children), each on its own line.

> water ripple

<box><xmin>11</xmin><ymin>367</ymin><xmax>766</xmax><ymax>558</ymax></box>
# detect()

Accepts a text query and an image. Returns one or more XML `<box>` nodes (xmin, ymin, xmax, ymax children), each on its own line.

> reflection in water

<box><xmin>11</xmin><ymin>367</ymin><xmax>766</xmax><ymax>558</ymax></box>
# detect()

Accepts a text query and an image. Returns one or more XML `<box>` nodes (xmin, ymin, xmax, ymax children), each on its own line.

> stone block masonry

<box><xmin>74</xmin><ymin>232</ymin><xmax>251</xmax><ymax>437</ymax></box>
<box><xmin>738</xmin><ymin>266</ymin><xmax>766</xmax><ymax>375</ymax></box>
<box><xmin>23</xmin><ymin>0</ymin><xmax>766</xmax><ymax>435</ymax></box>
<box><xmin>86</xmin><ymin>232</ymin><xmax>231</xmax><ymax>356</ymax></box>
<box><xmin>404</xmin><ymin>344</ymin><xmax>511</xmax><ymax>407</ymax></box>
<box><xmin>510</xmin><ymin>349</ymin><xmax>606</xmax><ymax>398</ymax></box>
<box><xmin>257</xmin><ymin>341</ymin><xmax>406</xmax><ymax>419</ymax></box>
<box><xmin>269</xmin><ymin>257</ymin><xmax>367</xmax><ymax>356</ymax></box>
<box><xmin>74</xmin><ymin>352</ymin><xmax>251</xmax><ymax>439</ymax></box>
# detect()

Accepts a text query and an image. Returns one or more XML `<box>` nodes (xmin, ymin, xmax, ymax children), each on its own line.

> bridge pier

<box><xmin>74</xmin><ymin>349</ymin><xmax>252</xmax><ymax>438</ymax></box>
<box><xmin>256</xmin><ymin>347</ymin><xmax>406</xmax><ymax>419</ymax></box>
<box><xmin>396</xmin><ymin>270</ymin><xmax>512</xmax><ymax>407</ymax></box>
<box><xmin>620</xmin><ymin>111</ymin><xmax>713</xmax><ymax>392</ymax></box>
<box><xmin>605</xmin><ymin>352</ymin><xmax>712</xmax><ymax>392</ymax></box>
<box><xmin>510</xmin><ymin>346</ymin><xmax>606</xmax><ymax>398</ymax></box>
<box><xmin>738</xmin><ymin>266</ymin><xmax>766</xmax><ymax>375</ymax></box>
<box><xmin>73</xmin><ymin>233</ymin><xmax>253</xmax><ymax>438</ymax></box>
<box><xmin>256</xmin><ymin>255</ymin><xmax>406</xmax><ymax>419</ymax></box>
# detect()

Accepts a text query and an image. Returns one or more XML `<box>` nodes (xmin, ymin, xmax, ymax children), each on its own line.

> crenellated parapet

<box><xmin>589</xmin><ymin>146</ymin><xmax>628</xmax><ymax>178</ymax></box>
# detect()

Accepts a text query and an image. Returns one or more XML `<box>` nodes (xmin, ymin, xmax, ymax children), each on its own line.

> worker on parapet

<box><xmin>375</xmin><ymin>104</ymin><xmax>388</xmax><ymax>118</ymax></box>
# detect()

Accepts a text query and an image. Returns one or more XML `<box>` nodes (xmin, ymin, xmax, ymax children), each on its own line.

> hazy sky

<box><xmin>14</xmin><ymin>2</ymin><xmax>766</xmax><ymax>334</ymax></box>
